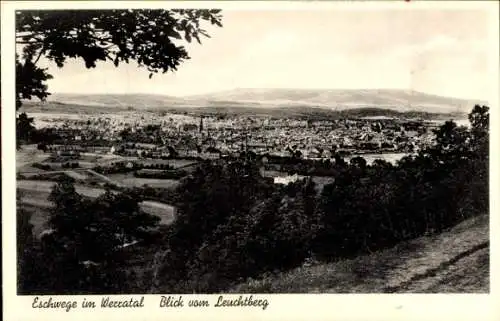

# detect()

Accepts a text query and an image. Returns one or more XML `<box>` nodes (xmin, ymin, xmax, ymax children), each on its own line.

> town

<box><xmin>18</xmin><ymin>109</ymin><xmax>449</xmax><ymax>236</ymax></box>
<box><xmin>30</xmin><ymin>111</ymin><xmax>441</xmax><ymax>164</ymax></box>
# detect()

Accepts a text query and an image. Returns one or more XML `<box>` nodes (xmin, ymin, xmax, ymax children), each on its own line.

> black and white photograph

<box><xmin>3</xmin><ymin>0</ymin><xmax>498</xmax><ymax>313</ymax></box>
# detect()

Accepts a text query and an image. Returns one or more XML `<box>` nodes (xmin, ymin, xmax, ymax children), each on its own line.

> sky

<box><xmin>36</xmin><ymin>8</ymin><xmax>495</xmax><ymax>101</ymax></box>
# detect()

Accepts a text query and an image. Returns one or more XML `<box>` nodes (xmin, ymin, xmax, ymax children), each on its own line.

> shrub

<box><xmin>32</xmin><ymin>163</ymin><xmax>52</xmax><ymax>170</ymax></box>
<box><xmin>134</xmin><ymin>169</ymin><xmax>186</xmax><ymax>179</ymax></box>
<box><xmin>37</xmin><ymin>143</ymin><xmax>47</xmax><ymax>152</ymax></box>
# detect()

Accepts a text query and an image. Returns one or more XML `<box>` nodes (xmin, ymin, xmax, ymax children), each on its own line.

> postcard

<box><xmin>2</xmin><ymin>1</ymin><xmax>499</xmax><ymax>320</ymax></box>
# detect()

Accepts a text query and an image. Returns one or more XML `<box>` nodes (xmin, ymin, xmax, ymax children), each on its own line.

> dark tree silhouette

<box><xmin>16</xmin><ymin>112</ymin><xmax>35</xmax><ymax>145</ymax></box>
<box><xmin>15</xmin><ymin>9</ymin><xmax>223</xmax><ymax>144</ymax></box>
<box><xmin>26</xmin><ymin>177</ymin><xmax>162</xmax><ymax>294</ymax></box>
<box><xmin>468</xmin><ymin>105</ymin><xmax>489</xmax><ymax>157</ymax></box>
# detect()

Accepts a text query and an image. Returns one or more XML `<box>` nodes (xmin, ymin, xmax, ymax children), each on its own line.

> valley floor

<box><xmin>232</xmin><ymin>215</ymin><xmax>489</xmax><ymax>293</ymax></box>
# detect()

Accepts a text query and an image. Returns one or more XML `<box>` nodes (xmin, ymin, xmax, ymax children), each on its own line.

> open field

<box><xmin>19</xmin><ymin>169</ymin><xmax>98</xmax><ymax>183</ymax></box>
<box><xmin>130</xmin><ymin>159</ymin><xmax>198</xmax><ymax>169</ymax></box>
<box><xmin>161</xmin><ymin>159</ymin><xmax>198</xmax><ymax>168</ymax></box>
<box><xmin>85</xmin><ymin>169</ymin><xmax>125</xmax><ymax>187</ymax></box>
<box><xmin>122</xmin><ymin>178</ymin><xmax>180</xmax><ymax>189</ymax></box>
<box><xmin>106</xmin><ymin>173</ymin><xmax>180</xmax><ymax>189</ymax></box>
<box><xmin>78</xmin><ymin>154</ymin><xmax>103</xmax><ymax>162</ymax></box>
<box><xmin>17</xmin><ymin>180</ymin><xmax>108</xmax><ymax>198</ymax></box>
<box><xmin>16</xmin><ymin>145</ymin><xmax>51</xmax><ymax>172</ymax></box>
<box><xmin>232</xmin><ymin>215</ymin><xmax>489</xmax><ymax>293</ymax></box>
<box><xmin>18</xmin><ymin>204</ymin><xmax>52</xmax><ymax>237</ymax></box>
<box><xmin>44</xmin><ymin>154</ymin><xmax>103</xmax><ymax>163</ymax></box>
<box><xmin>140</xmin><ymin>201</ymin><xmax>176</xmax><ymax>225</ymax></box>
<box><xmin>18</xmin><ymin>198</ymin><xmax>177</xmax><ymax>238</ymax></box>
<box><xmin>63</xmin><ymin>170</ymin><xmax>90</xmax><ymax>180</ymax></box>
<box><xmin>81</xmin><ymin>153</ymin><xmax>129</xmax><ymax>164</ymax></box>
<box><xmin>17</xmin><ymin>179</ymin><xmax>177</xmax><ymax>236</ymax></box>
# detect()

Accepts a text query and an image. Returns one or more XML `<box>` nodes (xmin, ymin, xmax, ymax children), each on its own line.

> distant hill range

<box><xmin>22</xmin><ymin>89</ymin><xmax>487</xmax><ymax>118</ymax></box>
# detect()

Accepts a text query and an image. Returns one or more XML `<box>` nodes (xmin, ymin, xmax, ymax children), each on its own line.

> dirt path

<box><xmin>385</xmin><ymin>241</ymin><xmax>489</xmax><ymax>293</ymax></box>
<box><xmin>233</xmin><ymin>215</ymin><xmax>489</xmax><ymax>293</ymax></box>
<box><xmin>376</xmin><ymin>215</ymin><xmax>489</xmax><ymax>292</ymax></box>
<box><xmin>86</xmin><ymin>169</ymin><xmax>125</xmax><ymax>188</ymax></box>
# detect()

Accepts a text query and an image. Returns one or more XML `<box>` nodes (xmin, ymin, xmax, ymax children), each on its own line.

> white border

<box><xmin>2</xmin><ymin>1</ymin><xmax>499</xmax><ymax>321</ymax></box>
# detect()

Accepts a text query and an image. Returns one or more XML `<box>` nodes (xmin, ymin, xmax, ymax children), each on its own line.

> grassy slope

<box><xmin>232</xmin><ymin>215</ymin><xmax>489</xmax><ymax>293</ymax></box>
<box><xmin>16</xmin><ymin>144</ymin><xmax>51</xmax><ymax>171</ymax></box>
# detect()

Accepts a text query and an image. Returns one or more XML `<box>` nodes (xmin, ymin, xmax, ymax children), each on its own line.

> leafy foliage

<box><xmin>154</xmin><ymin>105</ymin><xmax>489</xmax><ymax>293</ymax></box>
<box><xmin>16</xmin><ymin>57</ymin><xmax>53</xmax><ymax>110</ymax></box>
<box><xmin>16</xmin><ymin>112</ymin><xmax>35</xmax><ymax>144</ymax></box>
<box><xmin>16</xmin><ymin>9</ymin><xmax>222</xmax><ymax>75</ymax></box>
<box><xmin>15</xmin><ymin>9</ymin><xmax>223</xmax><ymax>145</ymax></box>
<box><xmin>17</xmin><ymin>190</ymin><xmax>37</xmax><ymax>294</ymax></box>
<box><xmin>19</xmin><ymin>177</ymin><xmax>161</xmax><ymax>294</ymax></box>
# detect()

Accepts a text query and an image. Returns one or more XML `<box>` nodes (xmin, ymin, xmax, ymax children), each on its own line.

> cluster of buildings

<box><xmin>34</xmin><ymin>111</ymin><xmax>442</xmax><ymax>162</ymax></box>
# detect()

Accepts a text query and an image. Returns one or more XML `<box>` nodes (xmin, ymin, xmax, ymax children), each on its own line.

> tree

<box><xmin>350</xmin><ymin>156</ymin><xmax>367</xmax><ymax>170</ymax></box>
<box><xmin>16</xmin><ymin>56</ymin><xmax>53</xmax><ymax>110</ymax></box>
<box><xmin>157</xmin><ymin>160</ymin><xmax>275</xmax><ymax>291</ymax></box>
<box><xmin>293</xmin><ymin>149</ymin><xmax>303</xmax><ymax>159</ymax></box>
<box><xmin>16</xmin><ymin>112</ymin><xmax>35</xmax><ymax>145</ymax></box>
<box><xmin>468</xmin><ymin>105</ymin><xmax>489</xmax><ymax>157</ymax></box>
<box><xmin>469</xmin><ymin>105</ymin><xmax>489</xmax><ymax>134</ymax></box>
<box><xmin>333</xmin><ymin>153</ymin><xmax>347</xmax><ymax>167</ymax></box>
<box><xmin>424</xmin><ymin>120</ymin><xmax>471</xmax><ymax>165</ymax></box>
<box><xmin>15</xmin><ymin>9</ymin><xmax>223</xmax><ymax>143</ymax></box>
<box><xmin>17</xmin><ymin>189</ymin><xmax>37</xmax><ymax>294</ymax></box>
<box><xmin>41</xmin><ymin>178</ymin><xmax>161</xmax><ymax>293</ymax></box>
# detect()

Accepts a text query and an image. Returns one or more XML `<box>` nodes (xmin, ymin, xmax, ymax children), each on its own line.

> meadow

<box><xmin>17</xmin><ymin>180</ymin><xmax>107</xmax><ymax>197</ymax></box>
<box><xmin>134</xmin><ymin>159</ymin><xmax>198</xmax><ymax>169</ymax></box>
<box><xmin>17</xmin><ymin>179</ymin><xmax>177</xmax><ymax>236</ymax></box>
<box><xmin>106</xmin><ymin>173</ymin><xmax>181</xmax><ymax>189</ymax></box>
<box><xmin>16</xmin><ymin>142</ymin><xmax>186</xmax><ymax>237</ymax></box>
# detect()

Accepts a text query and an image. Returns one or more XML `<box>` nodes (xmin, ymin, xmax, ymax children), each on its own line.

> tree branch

<box><xmin>16</xmin><ymin>40</ymin><xmax>44</xmax><ymax>44</ymax></box>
